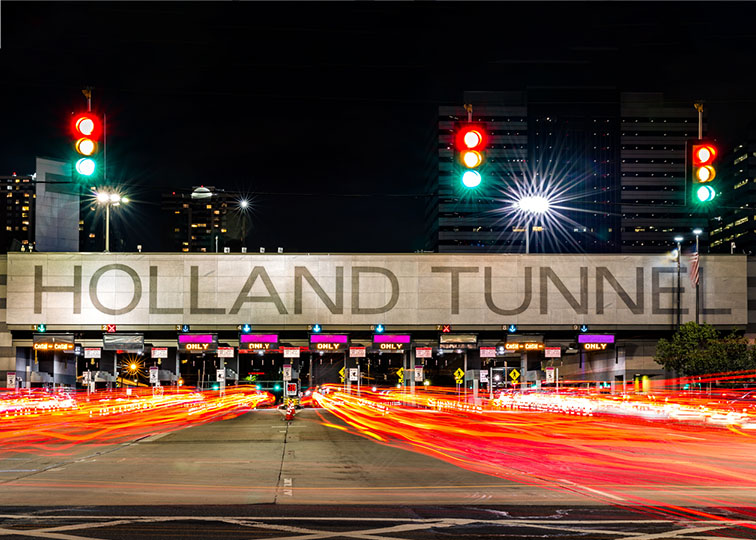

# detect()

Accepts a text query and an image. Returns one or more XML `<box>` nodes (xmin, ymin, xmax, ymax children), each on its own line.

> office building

<box><xmin>619</xmin><ymin>93</ymin><xmax>707</xmax><ymax>252</ymax></box>
<box><xmin>0</xmin><ymin>173</ymin><xmax>35</xmax><ymax>252</ymax></box>
<box><xmin>709</xmin><ymin>122</ymin><xmax>756</xmax><ymax>255</ymax></box>
<box><xmin>161</xmin><ymin>186</ymin><xmax>244</xmax><ymax>252</ymax></box>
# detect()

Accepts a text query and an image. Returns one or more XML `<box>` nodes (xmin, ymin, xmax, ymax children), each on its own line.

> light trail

<box><xmin>0</xmin><ymin>387</ymin><xmax>274</xmax><ymax>455</ymax></box>
<box><xmin>314</xmin><ymin>384</ymin><xmax>756</xmax><ymax>529</ymax></box>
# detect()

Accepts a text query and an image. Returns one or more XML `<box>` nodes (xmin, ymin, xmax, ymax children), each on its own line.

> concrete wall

<box><xmin>34</xmin><ymin>157</ymin><xmax>80</xmax><ymax>253</ymax></box>
<box><xmin>0</xmin><ymin>256</ymin><xmax>16</xmax><ymax>386</ymax></box>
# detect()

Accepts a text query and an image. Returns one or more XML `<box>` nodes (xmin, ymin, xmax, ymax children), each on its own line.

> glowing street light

<box><xmin>514</xmin><ymin>195</ymin><xmax>550</xmax><ymax>215</ymax></box>
<box><xmin>94</xmin><ymin>189</ymin><xmax>129</xmax><ymax>253</ymax></box>
<box><xmin>513</xmin><ymin>194</ymin><xmax>552</xmax><ymax>253</ymax></box>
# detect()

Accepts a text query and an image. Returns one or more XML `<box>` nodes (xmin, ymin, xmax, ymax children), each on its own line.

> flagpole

<box><xmin>694</xmin><ymin>229</ymin><xmax>702</xmax><ymax>324</ymax></box>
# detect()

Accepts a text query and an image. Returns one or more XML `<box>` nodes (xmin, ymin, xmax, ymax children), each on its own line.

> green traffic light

<box><xmin>462</xmin><ymin>170</ymin><xmax>481</xmax><ymax>188</ymax></box>
<box><xmin>75</xmin><ymin>158</ymin><xmax>96</xmax><ymax>176</ymax></box>
<box><xmin>696</xmin><ymin>184</ymin><xmax>715</xmax><ymax>202</ymax></box>
<box><xmin>274</xmin><ymin>384</ymin><xmax>281</xmax><ymax>391</ymax></box>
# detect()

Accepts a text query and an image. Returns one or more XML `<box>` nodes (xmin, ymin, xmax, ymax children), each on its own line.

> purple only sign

<box><xmin>373</xmin><ymin>334</ymin><xmax>411</xmax><ymax>344</ymax></box>
<box><xmin>578</xmin><ymin>334</ymin><xmax>615</xmax><ymax>344</ymax></box>
<box><xmin>310</xmin><ymin>334</ymin><xmax>349</xmax><ymax>344</ymax></box>
<box><xmin>240</xmin><ymin>334</ymin><xmax>278</xmax><ymax>344</ymax></box>
<box><xmin>178</xmin><ymin>334</ymin><xmax>215</xmax><ymax>344</ymax></box>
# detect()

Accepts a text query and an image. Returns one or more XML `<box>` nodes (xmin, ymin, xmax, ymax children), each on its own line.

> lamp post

<box><xmin>693</xmin><ymin>228</ymin><xmax>702</xmax><ymax>324</ymax></box>
<box><xmin>95</xmin><ymin>190</ymin><xmax>129</xmax><ymax>253</ymax></box>
<box><xmin>674</xmin><ymin>235</ymin><xmax>684</xmax><ymax>327</ymax></box>
<box><xmin>239</xmin><ymin>199</ymin><xmax>249</xmax><ymax>248</ymax></box>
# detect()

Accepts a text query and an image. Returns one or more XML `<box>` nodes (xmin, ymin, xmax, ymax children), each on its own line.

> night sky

<box><xmin>3</xmin><ymin>2</ymin><xmax>756</xmax><ymax>253</ymax></box>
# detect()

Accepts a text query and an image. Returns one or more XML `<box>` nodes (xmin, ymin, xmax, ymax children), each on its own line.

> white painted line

<box><xmin>580</xmin><ymin>485</ymin><xmax>626</xmax><ymax>501</ymax></box>
<box><xmin>137</xmin><ymin>432</ymin><xmax>172</xmax><ymax>443</ymax></box>
<box><xmin>0</xmin><ymin>469</ymin><xmax>37</xmax><ymax>472</ymax></box>
<box><xmin>0</xmin><ymin>526</ymin><xmax>104</xmax><ymax>540</ymax></box>
<box><xmin>284</xmin><ymin>478</ymin><xmax>292</xmax><ymax>487</ymax></box>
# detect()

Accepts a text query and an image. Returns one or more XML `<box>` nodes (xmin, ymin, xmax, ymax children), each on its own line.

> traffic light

<box><xmin>688</xmin><ymin>140</ymin><xmax>718</xmax><ymax>204</ymax></box>
<box><xmin>71</xmin><ymin>112</ymin><xmax>102</xmax><ymax>178</ymax></box>
<box><xmin>454</xmin><ymin>123</ymin><xmax>488</xmax><ymax>189</ymax></box>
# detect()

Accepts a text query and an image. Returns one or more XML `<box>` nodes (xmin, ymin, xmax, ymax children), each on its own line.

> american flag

<box><xmin>690</xmin><ymin>252</ymin><xmax>700</xmax><ymax>287</ymax></box>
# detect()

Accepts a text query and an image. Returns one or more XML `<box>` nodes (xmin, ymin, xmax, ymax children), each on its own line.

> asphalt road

<box><xmin>1</xmin><ymin>409</ymin><xmax>755</xmax><ymax>539</ymax></box>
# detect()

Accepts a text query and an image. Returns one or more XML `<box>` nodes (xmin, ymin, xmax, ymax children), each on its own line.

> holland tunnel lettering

<box><xmin>6</xmin><ymin>253</ymin><xmax>746</xmax><ymax>326</ymax></box>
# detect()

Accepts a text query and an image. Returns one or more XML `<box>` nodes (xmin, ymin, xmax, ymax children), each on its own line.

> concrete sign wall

<box><xmin>6</xmin><ymin>253</ymin><xmax>747</xmax><ymax>327</ymax></box>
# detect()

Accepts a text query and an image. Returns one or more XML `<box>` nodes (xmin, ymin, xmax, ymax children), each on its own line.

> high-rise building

<box><xmin>161</xmin><ymin>187</ymin><xmax>244</xmax><ymax>252</ymax></box>
<box><xmin>709</xmin><ymin>122</ymin><xmax>756</xmax><ymax>255</ymax></box>
<box><xmin>0</xmin><ymin>173</ymin><xmax>35</xmax><ymax>252</ymax></box>
<box><xmin>620</xmin><ymin>93</ymin><xmax>707</xmax><ymax>252</ymax></box>
<box><xmin>427</xmin><ymin>90</ymin><xmax>707</xmax><ymax>254</ymax></box>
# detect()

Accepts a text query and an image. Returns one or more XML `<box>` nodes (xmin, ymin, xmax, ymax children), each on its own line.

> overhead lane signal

<box><xmin>454</xmin><ymin>123</ymin><xmax>488</xmax><ymax>189</ymax></box>
<box><xmin>688</xmin><ymin>140</ymin><xmax>717</xmax><ymax>204</ymax></box>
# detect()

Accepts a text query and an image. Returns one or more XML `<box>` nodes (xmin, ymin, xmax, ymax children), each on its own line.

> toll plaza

<box><xmin>0</xmin><ymin>252</ymin><xmax>750</xmax><ymax>395</ymax></box>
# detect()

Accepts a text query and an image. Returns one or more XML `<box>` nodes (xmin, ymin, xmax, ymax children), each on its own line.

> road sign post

<box><xmin>149</xmin><ymin>366</ymin><xmax>159</xmax><ymax>386</ymax></box>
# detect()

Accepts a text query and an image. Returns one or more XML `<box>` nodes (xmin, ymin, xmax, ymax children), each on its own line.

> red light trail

<box><xmin>0</xmin><ymin>387</ymin><xmax>274</xmax><ymax>456</ymax></box>
<box><xmin>314</xmin><ymin>384</ymin><xmax>756</xmax><ymax>529</ymax></box>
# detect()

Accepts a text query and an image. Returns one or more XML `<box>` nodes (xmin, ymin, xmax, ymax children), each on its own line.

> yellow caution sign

<box><xmin>339</xmin><ymin>366</ymin><xmax>345</xmax><ymax>382</ymax></box>
<box><xmin>397</xmin><ymin>367</ymin><xmax>404</xmax><ymax>380</ymax></box>
<box><xmin>454</xmin><ymin>368</ymin><xmax>464</xmax><ymax>384</ymax></box>
<box><xmin>510</xmin><ymin>368</ymin><xmax>520</xmax><ymax>382</ymax></box>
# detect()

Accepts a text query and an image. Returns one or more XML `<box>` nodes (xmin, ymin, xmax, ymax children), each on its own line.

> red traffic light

<box><xmin>71</xmin><ymin>113</ymin><xmax>102</xmax><ymax>140</ymax></box>
<box><xmin>692</xmin><ymin>143</ymin><xmax>716</xmax><ymax>166</ymax></box>
<box><xmin>455</xmin><ymin>124</ymin><xmax>487</xmax><ymax>151</ymax></box>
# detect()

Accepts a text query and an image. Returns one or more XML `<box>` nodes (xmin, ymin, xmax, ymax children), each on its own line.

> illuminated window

<box><xmin>206</xmin><ymin>204</ymin><xmax>212</xmax><ymax>209</ymax></box>
<box><xmin>89</xmin><ymin>233</ymin><xmax>96</xmax><ymax>238</ymax></box>
<box><xmin>174</xmin><ymin>228</ymin><xmax>180</xmax><ymax>232</ymax></box>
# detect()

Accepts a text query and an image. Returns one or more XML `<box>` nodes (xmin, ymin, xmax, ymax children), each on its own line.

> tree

<box><xmin>655</xmin><ymin>322</ymin><xmax>752</xmax><ymax>376</ymax></box>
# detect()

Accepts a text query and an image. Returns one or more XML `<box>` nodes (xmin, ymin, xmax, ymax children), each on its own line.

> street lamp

<box><xmin>94</xmin><ymin>189</ymin><xmax>129</xmax><ymax>253</ymax></box>
<box><xmin>674</xmin><ymin>235</ymin><xmax>683</xmax><ymax>327</ymax></box>
<box><xmin>238</xmin><ymin>198</ymin><xmax>250</xmax><ymax>248</ymax></box>
<box><xmin>513</xmin><ymin>195</ymin><xmax>550</xmax><ymax>253</ymax></box>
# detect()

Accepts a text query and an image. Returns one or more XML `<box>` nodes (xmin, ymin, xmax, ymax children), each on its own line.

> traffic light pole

<box><xmin>695</xmin><ymin>102</ymin><xmax>704</xmax><ymax>325</ymax></box>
